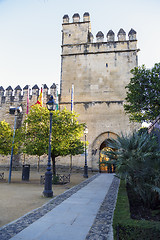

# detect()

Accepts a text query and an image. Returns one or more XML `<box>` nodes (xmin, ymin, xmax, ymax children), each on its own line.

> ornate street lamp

<box><xmin>83</xmin><ymin>126</ymin><xmax>88</xmax><ymax>178</ymax></box>
<box><xmin>8</xmin><ymin>106</ymin><xmax>22</xmax><ymax>183</ymax></box>
<box><xmin>43</xmin><ymin>96</ymin><xmax>56</xmax><ymax>197</ymax></box>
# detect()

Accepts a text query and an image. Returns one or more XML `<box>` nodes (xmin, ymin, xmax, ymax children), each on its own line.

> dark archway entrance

<box><xmin>91</xmin><ymin>131</ymin><xmax>118</xmax><ymax>171</ymax></box>
<box><xmin>99</xmin><ymin>139</ymin><xmax>116</xmax><ymax>173</ymax></box>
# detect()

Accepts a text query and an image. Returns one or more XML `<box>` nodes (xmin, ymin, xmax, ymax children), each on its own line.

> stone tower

<box><xmin>60</xmin><ymin>13</ymin><xmax>139</xmax><ymax>171</ymax></box>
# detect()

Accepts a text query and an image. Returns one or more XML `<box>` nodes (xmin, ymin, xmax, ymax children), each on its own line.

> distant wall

<box><xmin>0</xmin><ymin>84</ymin><xmax>57</xmax><ymax>127</ymax></box>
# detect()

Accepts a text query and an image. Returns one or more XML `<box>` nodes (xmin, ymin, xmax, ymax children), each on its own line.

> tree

<box><xmin>18</xmin><ymin>105</ymin><xmax>49</xmax><ymax>170</ymax></box>
<box><xmin>20</xmin><ymin>105</ymin><xmax>85</xmax><ymax>175</ymax></box>
<box><xmin>0</xmin><ymin>120</ymin><xmax>13</xmax><ymax>155</ymax></box>
<box><xmin>124</xmin><ymin>63</ymin><xmax>160</xmax><ymax>122</ymax></box>
<box><xmin>104</xmin><ymin>131</ymin><xmax>160</xmax><ymax>209</ymax></box>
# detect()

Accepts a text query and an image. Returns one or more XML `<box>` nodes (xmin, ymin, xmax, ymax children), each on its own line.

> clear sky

<box><xmin>0</xmin><ymin>0</ymin><xmax>159</xmax><ymax>91</ymax></box>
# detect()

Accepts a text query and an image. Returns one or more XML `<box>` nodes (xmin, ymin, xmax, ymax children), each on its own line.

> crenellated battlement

<box><xmin>0</xmin><ymin>83</ymin><xmax>57</xmax><ymax>128</ymax></box>
<box><xmin>0</xmin><ymin>83</ymin><xmax>57</xmax><ymax>104</ymax></box>
<box><xmin>60</xmin><ymin>12</ymin><xmax>139</xmax><ymax>103</ymax></box>
<box><xmin>63</xmin><ymin>12</ymin><xmax>90</xmax><ymax>24</ymax></box>
<box><xmin>62</xmin><ymin>12</ymin><xmax>137</xmax><ymax>47</ymax></box>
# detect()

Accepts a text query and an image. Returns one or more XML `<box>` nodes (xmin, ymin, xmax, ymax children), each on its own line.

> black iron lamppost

<box><xmin>8</xmin><ymin>106</ymin><xmax>22</xmax><ymax>183</ymax></box>
<box><xmin>43</xmin><ymin>96</ymin><xmax>56</xmax><ymax>197</ymax></box>
<box><xmin>83</xmin><ymin>126</ymin><xmax>88</xmax><ymax>178</ymax></box>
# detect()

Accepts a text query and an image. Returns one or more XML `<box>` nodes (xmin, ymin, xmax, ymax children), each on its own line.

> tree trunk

<box><xmin>23</xmin><ymin>153</ymin><xmax>26</xmax><ymax>165</ymax></box>
<box><xmin>37</xmin><ymin>156</ymin><xmax>40</xmax><ymax>172</ymax></box>
<box><xmin>70</xmin><ymin>155</ymin><xmax>72</xmax><ymax>173</ymax></box>
<box><xmin>51</xmin><ymin>154</ymin><xmax>56</xmax><ymax>176</ymax></box>
<box><xmin>13</xmin><ymin>154</ymin><xmax>21</xmax><ymax>169</ymax></box>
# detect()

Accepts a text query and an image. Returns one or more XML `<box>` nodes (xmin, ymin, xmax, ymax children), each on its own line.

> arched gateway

<box><xmin>91</xmin><ymin>132</ymin><xmax>118</xmax><ymax>172</ymax></box>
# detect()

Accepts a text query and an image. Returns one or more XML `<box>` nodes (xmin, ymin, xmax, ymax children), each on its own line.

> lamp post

<box><xmin>8</xmin><ymin>106</ymin><xmax>22</xmax><ymax>183</ymax></box>
<box><xmin>43</xmin><ymin>96</ymin><xmax>56</xmax><ymax>197</ymax></box>
<box><xmin>83</xmin><ymin>126</ymin><xmax>88</xmax><ymax>178</ymax></box>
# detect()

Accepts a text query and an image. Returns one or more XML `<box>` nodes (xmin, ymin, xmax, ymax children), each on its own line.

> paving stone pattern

<box><xmin>0</xmin><ymin>174</ymin><xmax>99</xmax><ymax>240</ymax></box>
<box><xmin>86</xmin><ymin>176</ymin><xmax>120</xmax><ymax>240</ymax></box>
<box><xmin>0</xmin><ymin>174</ymin><xmax>120</xmax><ymax>240</ymax></box>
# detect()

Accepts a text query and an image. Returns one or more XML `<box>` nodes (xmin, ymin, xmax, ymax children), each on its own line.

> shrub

<box><xmin>113</xmin><ymin>181</ymin><xmax>160</xmax><ymax>240</ymax></box>
<box><xmin>105</xmin><ymin>131</ymin><xmax>160</xmax><ymax>209</ymax></box>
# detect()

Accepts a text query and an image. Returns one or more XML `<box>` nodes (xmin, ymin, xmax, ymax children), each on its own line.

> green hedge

<box><xmin>113</xmin><ymin>181</ymin><xmax>160</xmax><ymax>240</ymax></box>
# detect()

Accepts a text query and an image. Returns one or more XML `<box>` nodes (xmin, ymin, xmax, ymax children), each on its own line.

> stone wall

<box><xmin>0</xmin><ymin>84</ymin><xmax>57</xmax><ymax>127</ymax></box>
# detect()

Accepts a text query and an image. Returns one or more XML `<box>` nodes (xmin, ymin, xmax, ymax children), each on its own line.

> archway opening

<box><xmin>99</xmin><ymin>139</ymin><xmax>116</xmax><ymax>173</ymax></box>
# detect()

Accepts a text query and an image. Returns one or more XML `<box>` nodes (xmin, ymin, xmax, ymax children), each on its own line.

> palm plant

<box><xmin>104</xmin><ymin>130</ymin><xmax>160</xmax><ymax>208</ymax></box>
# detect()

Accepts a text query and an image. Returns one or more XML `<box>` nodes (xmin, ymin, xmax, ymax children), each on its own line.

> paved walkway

<box><xmin>0</xmin><ymin>173</ymin><xmax>120</xmax><ymax>240</ymax></box>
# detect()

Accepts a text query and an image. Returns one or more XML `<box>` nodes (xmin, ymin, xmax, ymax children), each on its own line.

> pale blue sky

<box><xmin>0</xmin><ymin>0</ymin><xmax>159</xmax><ymax>91</ymax></box>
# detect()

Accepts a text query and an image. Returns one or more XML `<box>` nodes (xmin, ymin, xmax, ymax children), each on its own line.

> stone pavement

<box><xmin>0</xmin><ymin>173</ymin><xmax>120</xmax><ymax>240</ymax></box>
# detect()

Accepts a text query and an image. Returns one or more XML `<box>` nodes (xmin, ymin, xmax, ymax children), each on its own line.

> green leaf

<box><xmin>124</xmin><ymin>63</ymin><xmax>160</xmax><ymax>122</ymax></box>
